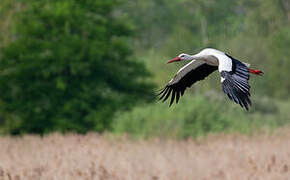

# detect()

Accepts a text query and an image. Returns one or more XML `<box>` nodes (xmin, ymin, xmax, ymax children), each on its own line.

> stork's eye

<box><xmin>181</xmin><ymin>55</ymin><xmax>185</xmax><ymax>57</ymax></box>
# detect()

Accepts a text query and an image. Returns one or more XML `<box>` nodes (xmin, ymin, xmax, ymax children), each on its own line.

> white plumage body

<box><xmin>193</xmin><ymin>48</ymin><xmax>233</xmax><ymax>72</ymax></box>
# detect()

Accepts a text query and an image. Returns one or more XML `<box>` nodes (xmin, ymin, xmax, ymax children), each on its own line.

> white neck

<box><xmin>190</xmin><ymin>54</ymin><xmax>203</xmax><ymax>61</ymax></box>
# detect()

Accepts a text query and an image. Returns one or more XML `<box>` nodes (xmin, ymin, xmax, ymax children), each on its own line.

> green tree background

<box><xmin>0</xmin><ymin>0</ymin><xmax>154</xmax><ymax>134</ymax></box>
<box><xmin>0</xmin><ymin>0</ymin><xmax>289</xmax><ymax>137</ymax></box>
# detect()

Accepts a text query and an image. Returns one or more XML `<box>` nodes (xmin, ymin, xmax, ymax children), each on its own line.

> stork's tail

<box><xmin>249</xmin><ymin>68</ymin><xmax>263</xmax><ymax>76</ymax></box>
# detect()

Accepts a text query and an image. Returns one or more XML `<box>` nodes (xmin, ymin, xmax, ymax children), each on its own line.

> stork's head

<box><xmin>167</xmin><ymin>53</ymin><xmax>192</xmax><ymax>64</ymax></box>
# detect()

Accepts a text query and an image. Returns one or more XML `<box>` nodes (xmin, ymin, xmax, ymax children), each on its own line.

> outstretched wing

<box><xmin>221</xmin><ymin>55</ymin><xmax>251</xmax><ymax>110</ymax></box>
<box><xmin>158</xmin><ymin>60</ymin><xmax>218</xmax><ymax>106</ymax></box>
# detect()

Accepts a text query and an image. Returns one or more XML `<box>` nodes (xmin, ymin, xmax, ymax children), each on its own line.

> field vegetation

<box><xmin>1</xmin><ymin>130</ymin><xmax>290</xmax><ymax>179</ymax></box>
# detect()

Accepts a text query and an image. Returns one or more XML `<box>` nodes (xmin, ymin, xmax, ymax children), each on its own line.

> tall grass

<box><xmin>3</xmin><ymin>132</ymin><xmax>290</xmax><ymax>179</ymax></box>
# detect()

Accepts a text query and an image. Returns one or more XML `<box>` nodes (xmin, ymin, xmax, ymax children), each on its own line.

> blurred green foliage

<box><xmin>112</xmin><ymin>0</ymin><xmax>290</xmax><ymax>138</ymax></box>
<box><xmin>124</xmin><ymin>0</ymin><xmax>290</xmax><ymax>97</ymax></box>
<box><xmin>0</xmin><ymin>0</ymin><xmax>154</xmax><ymax>134</ymax></box>
<box><xmin>112</xmin><ymin>93</ymin><xmax>289</xmax><ymax>139</ymax></box>
<box><xmin>0</xmin><ymin>0</ymin><xmax>290</xmax><ymax>137</ymax></box>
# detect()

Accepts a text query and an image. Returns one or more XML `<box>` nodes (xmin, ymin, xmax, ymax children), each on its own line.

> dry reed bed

<box><xmin>0</xmin><ymin>130</ymin><xmax>290</xmax><ymax>180</ymax></box>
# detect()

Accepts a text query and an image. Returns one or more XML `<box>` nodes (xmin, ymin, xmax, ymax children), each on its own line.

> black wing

<box><xmin>221</xmin><ymin>56</ymin><xmax>251</xmax><ymax>110</ymax></box>
<box><xmin>158</xmin><ymin>63</ymin><xmax>218</xmax><ymax>106</ymax></box>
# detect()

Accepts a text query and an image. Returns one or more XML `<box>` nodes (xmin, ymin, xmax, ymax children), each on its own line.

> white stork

<box><xmin>158</xmin><ymin>48</ymin><xmax>263</xmax><ymax>110</ymax></box>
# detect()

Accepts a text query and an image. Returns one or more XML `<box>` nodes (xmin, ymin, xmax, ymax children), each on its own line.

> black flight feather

<box><xmin>158</xmin><ymin>63</ymin><xmax>217</xmax><ymax>106</ymax></box>
<box><xmin>221</xmin><ymin>55</ymin><xmax>251</xmax><ymax>110</ymax></box>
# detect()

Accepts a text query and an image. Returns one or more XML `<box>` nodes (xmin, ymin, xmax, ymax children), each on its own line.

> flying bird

<box><xmin>158</xmin><ymin>48</ymin><xmax>263</xmax><ymax>110</ymax></box>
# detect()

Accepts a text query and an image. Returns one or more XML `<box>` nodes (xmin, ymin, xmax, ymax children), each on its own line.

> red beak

<box><xmin>167</xmin><ymin>57</ymin><xmax>181</xmax><ymax>64</ymax></box>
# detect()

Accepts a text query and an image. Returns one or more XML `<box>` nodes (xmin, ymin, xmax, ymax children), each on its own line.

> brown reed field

<box><xmin>1</xmin><ymin>129</ymin><xmax>290</xmax><ymax>180</ymax></box>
